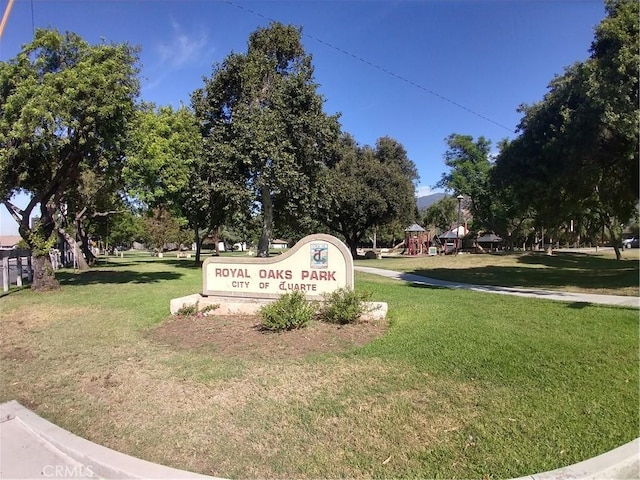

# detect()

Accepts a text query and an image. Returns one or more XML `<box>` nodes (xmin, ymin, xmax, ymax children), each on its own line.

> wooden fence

<box><xmin>1</xmin><ymin>249</ymin><xmax>33</xmax><ymax>293</ymax></box>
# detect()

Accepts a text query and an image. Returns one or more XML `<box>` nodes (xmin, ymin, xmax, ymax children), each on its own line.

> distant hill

<box><xmin>416</xmin><ymin>192</ymin><xmax>446</xmax><ymax>210</ymax></box>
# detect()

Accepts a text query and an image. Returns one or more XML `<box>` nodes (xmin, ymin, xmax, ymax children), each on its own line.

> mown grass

<box><xmin>0</xmin><ymin>253</ymin><xmax>638</xmax><ymax>479</ymax></box>
<box><xmin>355</xmin><ymin>249</ymin><xmax>640</xmax><ymax>296</ymax></box>
<box><xmin>358</xmin><ymin>273</ymin><xmax>638</xmax><ymax>476</ymax></box>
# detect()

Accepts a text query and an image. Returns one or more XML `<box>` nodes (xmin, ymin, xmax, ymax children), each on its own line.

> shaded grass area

<box><xmin>355</xmin><ymin>250</ymin><xmax>640</xmax><ymax>296</ymax></box>
<box><xmin>0</xmin><ymin>256</ymin><xmax>637</xmax><ymax>479</ymax></box>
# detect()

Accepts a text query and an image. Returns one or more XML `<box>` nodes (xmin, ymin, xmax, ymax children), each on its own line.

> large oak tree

<box><xmin>124</xmin><ymin>104</ymin><xmax>216</xmax><ymax>262</ymax></box>
<box><xmin>193</xmin><ymin>22</ymin><xmax>340</xmax><ymax>256</ymax></box>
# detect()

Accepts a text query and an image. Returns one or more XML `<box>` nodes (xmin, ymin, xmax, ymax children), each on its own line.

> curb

<box><xmin>0</xmin><ymin>400</ymin><xmax>220</xmax><ymax>479</ymax></box>
<box><xmin>2</xmin><ymin>401</ymin><xmax>637</xmax><ymax>479</ymax></box>
<box><xmin>512</xmin><ymin>438</ymin><xmax>639</xmax><ymax>479</ymax></box>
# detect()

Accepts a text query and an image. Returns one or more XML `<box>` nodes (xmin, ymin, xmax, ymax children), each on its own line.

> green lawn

<box><xmin>0</xmin><ymin>253</ymin><xmax>637</xmax><ymax>479</ymax></box>
<box><xmin>355</xmin><ymin>249</ymin><xmax>640</xmax><ymax>296</ymax></box>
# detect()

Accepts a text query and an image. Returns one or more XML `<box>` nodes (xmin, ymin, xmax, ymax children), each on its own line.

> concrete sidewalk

<box><xmin>0</xmin><ymin>401</ymin><xmax>219</xmax><ymax>479</ymax></box>
<box><xmin>355</xmin><ymin>266</ymin><xmax>640</xmax><ymax>308</ymax></box>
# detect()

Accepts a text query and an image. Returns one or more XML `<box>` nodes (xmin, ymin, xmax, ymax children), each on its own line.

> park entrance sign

<box><xmin>171</xmin><ymin>233</ymin><xmax>385</xmax><ymax>318</ymax></box>
<box><xmin>202</xmin><ymin>234</ymin><xmax>353</xmax><ymax>300</ymax></box>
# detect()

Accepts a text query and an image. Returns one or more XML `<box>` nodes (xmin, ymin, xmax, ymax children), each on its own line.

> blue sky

<box><xmin>0</xmin><ymin>0</ymin><xmax>606</xmax><ymax>236</ymax></box>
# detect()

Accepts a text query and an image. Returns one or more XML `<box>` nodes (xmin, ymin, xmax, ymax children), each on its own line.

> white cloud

<box><xmin>415</xmin><ymin>185</ymin><xmax>443</xmax><ymax>197</ymax></box>
<box><xmin>157</xmin><ymin>19</ymin><xmax>209</xmax><ymax>69</ymax></box>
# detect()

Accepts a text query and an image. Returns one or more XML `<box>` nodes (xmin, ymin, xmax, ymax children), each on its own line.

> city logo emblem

<box><xmin>310</xmin><ymin>243</ymin><xmax>328</xmax><ymax>269</ymax></box>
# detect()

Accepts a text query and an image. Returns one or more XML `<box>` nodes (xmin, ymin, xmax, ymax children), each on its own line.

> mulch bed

<box><xmin>149</xmin><ymin>314</ymin><xmax>388</xmax><ymax>360</ymax></box>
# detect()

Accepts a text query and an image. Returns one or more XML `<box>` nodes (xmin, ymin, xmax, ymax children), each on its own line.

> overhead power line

<box><xmin>225</xmin><ymin>0</ymin><xmax>513</xmax><ymax>132</ymax></box>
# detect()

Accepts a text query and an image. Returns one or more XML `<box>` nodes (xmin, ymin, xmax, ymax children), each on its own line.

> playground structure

<box><xmin>404</xmin><ymin>224</ymin><xmax>430</xmax><ymax>255</ymax></box>
<box><xmin>401</xmin><ymin>224</ymin><xmax>473</xmax><ymax>256</ymax></box>
<box><xmin>371</xmin><ymin>223</ymin><xmax>474</xmax><ymax>257</ymax></box>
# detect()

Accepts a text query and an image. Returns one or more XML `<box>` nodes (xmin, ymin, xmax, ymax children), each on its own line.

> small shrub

<box><xmin>200</xmin><ymin>303</ymin><xmax>219</xmax><ymax>315</ymax></box>
<box><xmin>259</xmin><ymin>291</ymin><xmax>316</xmax><ymax>332</ymax></box>
<box><xmin>317</xmin><ymin>287</ymin><xmax>372</xmax><ymax>325</ymax></box>
<box><xmin>176</xmin><ymin>301</ymin><xmax>199</xmax><ymax>317</ymax></box>
<box><xmin>175</xmin><ymin>301</ymin><xmax>219</xmax><ymax>317</ymax></box>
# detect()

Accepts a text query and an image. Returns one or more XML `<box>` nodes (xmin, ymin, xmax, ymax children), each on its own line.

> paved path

<box><xmin>355</xmin><ymin>266</ymin><xmax>640</xmax><ymax>308</ymax></box>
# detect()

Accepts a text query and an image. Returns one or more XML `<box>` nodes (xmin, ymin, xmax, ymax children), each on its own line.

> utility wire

<box><xmin>225</xmin><ymin>0</ymin><xmax>513</xmax><ymax>132</ymax></box>
<box><xmin>1</xmin><ymin>0</ymin><xmax>513</xmax><ymax>132</ymax></box>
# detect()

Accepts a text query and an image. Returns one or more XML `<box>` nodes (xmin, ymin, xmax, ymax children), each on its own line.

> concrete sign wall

<box><xmin>202</xmin><ymin>234</ymin><xmax>354</xmax><ymax>299</ymax></box>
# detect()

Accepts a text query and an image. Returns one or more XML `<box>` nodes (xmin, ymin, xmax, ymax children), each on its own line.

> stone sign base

<box><xmin>170</xmin><ymin>293</ymin><xmax>388</xmax><ymax>321</ymax></box>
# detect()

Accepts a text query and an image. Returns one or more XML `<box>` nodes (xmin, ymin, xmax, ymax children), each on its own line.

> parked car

<box><xmin>622</xmin><ymin>237</ymin><xmax>639</xmax><ymax>248</ymax></box>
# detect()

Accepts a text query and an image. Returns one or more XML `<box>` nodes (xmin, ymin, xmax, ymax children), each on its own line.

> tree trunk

<box><xmin>194</xmin><ymin>229</ymin><xmax>204</xmax><ymax>265</ymax></box>
<box><xmin>212</xmin><ymin>225</ymin><xmax>220</xmax><ymax>256</ymax></box>
<box><xmin>194</xmin><ymin>228</ymin><xmax>201</xmax><ymax>264</ymax></box>
<box><xmin>607</xmin><ymin>222</ymin><xmax>623</xmax><ymax>260</ymax></box>
<box><xmin>31</xmin><ymin>253</ymin><xmax>60</xmax><ymax>291</ymax></box>
<box><xmin>258</xmin><ymin>185</ymin><xmax>273</xmax><ymax>257</ymax></box>
<box><xmin>73</xmin><ymin>238</ymin><xmax>90</xmax><ymax>271</ymax></box>
<box><xmin>75</xmin><ymin>220</ymin><xmax>96</xmax><ymax>266</ymax></box>
<box><xmin>58</xmin><ymin>227</ymin><xmax>90</xmax><ymax>271</ymax></box>
<box><xmin>545</xmin><ymin>236</ymin><xmax>553</xmax><ymax>255</ymax></box>
<box><xmin>346</xmin><ymin>235</ymin><xmax>358</xmax><ymax>259</ymax></box>
<box><xmin>612</xmin><ymin>244</ymin><xmax>621</xmax><ymax>260</ymax></box>
<box><xmin>17</xmin><ymin>206</ymin><xmax>60</xmax><ymax>290</ymax></box>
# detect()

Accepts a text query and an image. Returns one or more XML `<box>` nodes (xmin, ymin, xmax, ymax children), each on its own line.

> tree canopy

<box><xmin>318</xmin><ymin>134</ymin><xmax>418</xmax><ymax>257</ymax></box>
<box><xmin>0</xmin><ymin>29</ymin><xmax>139</xmax><ymax>287</ymax></box>
<box><xmin>422</xmin><ymin>196</ymin><xmax>457</xmax><ymax>233</ymax></box>
<box><xmin>125</xmin><ymin>104</ymin><xmax>200</xmax><ymax>209</ymax></box>
<box><xmin>494</xmin><ymin>0</ymin><xmax>639</xmax><ymax>258</ymax></box>
<box><xmin>193</xmin><ymin>22</ymin><xmax>341</xmax><ymax>256</ymax></box>
<box><xmin>123</xmin><ymin>103</ymin><xmax>216</xmax><ymax>261</ymax></box>
<box><xmin>435</xmin><ymin>134</ymin><xmax>497</xmax><ymax>231</ymax></box>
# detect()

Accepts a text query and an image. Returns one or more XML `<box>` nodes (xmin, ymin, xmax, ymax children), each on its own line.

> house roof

<box><xmin>404</xmin><ymin>223</ymin><xmax>426</xmax><ymax>232</ymax></box>
<box><xmin>270</xmin><ymin>239</ymin><xmax>288</xmax><ymax>244</ymax></box>
<box><xmin>477</xmin><ymin>233</ymin><xmax>503</xmax><ymax>243</ymax></box>
<box><xmin>438</xmin><ymin>226</ymin><xmax>468</xmax><ymax>239</ymax></box>
<box><xmin>0</xmin><ymin>235</ymin><xmax>22</xmax><ymax>248</ymax></box>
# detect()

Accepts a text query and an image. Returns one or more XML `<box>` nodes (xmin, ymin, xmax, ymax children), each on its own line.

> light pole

<box><xmin>456</xmin><ymin>194</ymin><xmax>464</xmax><ymax>255</ymax></box>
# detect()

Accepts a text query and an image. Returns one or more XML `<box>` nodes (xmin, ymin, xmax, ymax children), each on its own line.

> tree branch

<box><xmin>2</xmin><ymin>199</ymin><xmax>24</xmax><ymax>224</ymax></box>
<box><xmin>89</xmin><ymin>210</ymin><xmax>123</xmax><ymax>218</ymax></box>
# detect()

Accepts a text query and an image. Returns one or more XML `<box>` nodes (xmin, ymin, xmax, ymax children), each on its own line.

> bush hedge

<box><xmin>317</xmin><ymin>287</ymin><xmax>372</xmax><ymax>325</ymax></box>
<box><xmin>259</xmin><ymin>290</ymin><xmax>316</xmax><ymax>331</ymax></box>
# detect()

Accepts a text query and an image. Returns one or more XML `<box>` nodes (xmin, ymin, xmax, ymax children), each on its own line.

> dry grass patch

<box><xmin>1</xmin><ymin>300</ymin><xmax>473</xmax><ymax>478</ymax></box>
<box><xmin>73</xmin><ymin>356</ymin><xmax>479</xmax><ymax>479</ymax></box>
<box><xmin>0</xmin><ymin>304</ymin><xmax>94</xmax><ymax>361</ymax></box>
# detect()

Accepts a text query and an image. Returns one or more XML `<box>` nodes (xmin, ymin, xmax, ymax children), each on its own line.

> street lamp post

<box><xmin>456</xmin><ymin>195</ymin><xmax>464</xmax><ymax>255</ymax></box>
